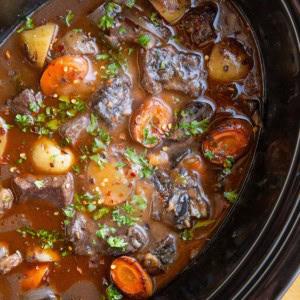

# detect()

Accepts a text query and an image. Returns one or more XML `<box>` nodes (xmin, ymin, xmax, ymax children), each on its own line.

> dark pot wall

<box><xmin>0</xmin><ymin>1</ymin><xmax>299</xmax><ymax>299</ymax></box>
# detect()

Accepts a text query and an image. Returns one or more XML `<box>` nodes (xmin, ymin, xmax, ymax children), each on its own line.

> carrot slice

<box><xmin>21</xmin><ymin>264</ymin><xmax>49</xmax><ymax>291</ymax></box>
<box><xmin>40</xmin><ymin>55</ymin><xmax>89</xmax><ymax>96</ymax></box>
<box><xmin>203</xmin><ymin>118</ymin><xmax>253</xmax><ymax>164</ymax></box>
<box><xmin>130</xmin><ymin>98</ymin><xmax>171</xmax><ymax>148</ymax></box>
<box><xmin>111</xmin><ymin>256</ymin><xmax>153</xmax><ymax>299</ymax></box>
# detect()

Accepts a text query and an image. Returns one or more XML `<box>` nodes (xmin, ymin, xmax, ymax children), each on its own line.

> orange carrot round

<box><xmin>130</xmin><ymin>98</ymin><xmax>171</xmax><ymax>148</ymax></box>
<box><xmin>21</xmin><ymin>264</ymin><xmax>49</xmax><ymax>291</ymax></box>
<box><xmin>40</xmin><ymin>55</ymin><xmax>89</xmax><ymax>96</ymax></box>
<box><xmin>110</xmin><ymin>256</ymin><xmax>153</xmax><ymax>299</ymax></box>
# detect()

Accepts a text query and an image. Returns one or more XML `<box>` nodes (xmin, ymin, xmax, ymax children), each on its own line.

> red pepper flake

<box><xmin>130</xmin><ymin>172</ymin><xmax>136</xmax><ymax>178</ymax></box>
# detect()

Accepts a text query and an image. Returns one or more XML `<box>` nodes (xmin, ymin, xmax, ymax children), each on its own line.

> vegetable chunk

<box><xmin>40</xmin><ymin>56</ymin><xmax>89</xmax><ymax>96</ymax></box>
<box><xmin>20</xmin><ymin>23</ymin><xmax>57</xmax><ymax>68</ymax></box>
<box><xmin>111</xmin><ymin>256</ymin><xmax>153</xmax><ymax>299</ymax></box>
<box><xmin>21</xmin><ymin>264</ymin><xmax>49</xmax><ymax>291</ymax></box>
<box><xmin>203</xmin><ymin>118</ymin><xmax>253</xmax><ymax>164</ymax></box>
<box><xmin>87</xmin><ymin>161</ymin><xmax>133</xmax><ymax>206</ymax></box>
<box><xmin>208</xmin><ymin>38</ymin><xmax>253</xmax><ymax>82</ymax></box>
<box><xmin>150</xmin><ymin>0</ymin><xmax>186</xmax><ymax>24</ymax></box>
<box><xmin>130</xmin><ymin>98</ymin><xmax>171</xmax><ymax>148</ymax></box>
<box><xmin>32</xmin><ymin>137</ymin><xmax>74</xmax><ymax>174</ymax></box>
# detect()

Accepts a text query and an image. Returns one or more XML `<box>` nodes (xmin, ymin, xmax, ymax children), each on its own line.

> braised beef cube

<box><xmin>59</xmin><ymin>113</ymin><xmax>92</xmax><ymax>146</ymax></box>
<box><xmin>142</xmin><ymin>235</ymin><xmax>176</xmax><ymax>274</ymax></box>
<box><xmin>66</xmin><ymin>213</ymin><xmax>148</xmax><ymax>257</ymax></box>
<box><xmin>6</xmin><ymin>89</ymin><xmax>43</xmax><ymax>116</ymax></box>
<box><xmin>171</xmin><ymin>189</ymin><xmax>191</xmax><ymax>227</ymax></box>
<box><xmin>53</xmin><ymin>31</ymin><xmax>99</xmax><ymax>58</ymax></box>
<box><xmin>88</xmin><ymin>1</ymin><xmax>122</xmax><ymax>27</ymax></box>
<box><xmin>140</xmin><ymin>45</ymin><xmax>207</xmax><ymax>97</ymax></box>
<box><xmin>0</xmin><ymin>251</ymin><xmax>22</xmax><ymax>275</ymax></box>
<box><xmin>13</xmin><ymin>173</ymin><xmax>74</xmax><ymax>208</ymax></box>
<box><xmin>181</xmin><ymin>5</ymin><xmax>217</xmax><ymax>48</ymax></box>
<box><xmin>152</xmin><ymin>171</ymin><xmax>172</xmax><ymax>204</ymax></box>
<box><xmin>91</xmin><ymin>75</ymin><xmax>133</xmax><ymax>127</ymax></box>
<box><xmin>0</xmin><ymin>188</ymin><xmax>14</xmax><ymax>217</ymax></box>
<box><xmin>171</xmin><ymin>101</ymin><xmax>214</xmax><ymax>142</ymax></box>
<box><xmin>66</xmin><ymin>213</ymin><xmax>101</xmax><ymax>256</ymax></box>
<box><xmin>164</xmin><ymin>141</ymin><xmax>191</xmax><ymax>169</ymax></box>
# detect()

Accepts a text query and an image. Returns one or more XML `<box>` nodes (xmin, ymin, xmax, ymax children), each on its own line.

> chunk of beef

<box><xmin>88</xmin><ymin>1</ymin><xmax>122</xmax><ymax>27</ymax></box>
<box><xmin>0</xmin><ymin>188</ymin><xmax>14</xmax><ymax>217</ymax></box>
<box><xmin>66</xmin><ymin>213</ymin><xmax>148</xmax><ymax>257</ymax></box>
<box><xmin>181</xmin><ymin>5</ymin><xmax>217</xmax><ymax>48</ymax></box>
<box><xmin>152</xmin><ymin>170</ymin><xmax>209</xmax><ymax>229</ymax></box>
<box><xmin>91</xmin><ymin>75</ymin><xmax>133</xmax><ymax>128</ymax></box>
<box><xmin>59</xmin><ymin>113</ymin><xmax>92</xmax><ymax>146</ymax></box>
<box><xmin>107</xmin><ymin>20</ymin><xmax>158</xmax><ymax>49</ymax></box>
<box><xmin>140</xmin><ymin>45</ymin><xmax>207</xmax><ymax>97</ymax></box>
<box><xmin>53</xmin><ymin>31</ymin><xmax>99</xmax><ymax>58</ymax></box>
<box><xmin>13</xmin><ymin>173</ymin><xmax>74</xmax><ymax>208</ymax></box>
<box><xmin>142</xmin><ymin>235</ymin><xmax>176</xmax><ymax>274</ymax></box>
<box><xmin>171</xmin><ymin>101</ymin><xmax>214</xmax><ymax>142</ymax></box>
<box><xmin>164</xmin><ymin>141</ymin><xmax>192</xmax><ymax>169</ymax></box>
<box><xmin>0</xmin><ymin>251</ymin><xmax>22</xmax><ymax>275</ymax></box>
<box><xmin>5</xmin><ymin>89</ymin><xmax>43</xmax><ymax>116</ymax></box>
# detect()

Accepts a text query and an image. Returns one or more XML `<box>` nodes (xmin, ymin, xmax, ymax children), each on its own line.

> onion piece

<box><xmin>122</xmin><ymin>8</ymin><xmax>172</xmax><ymax>41</ymax></box>
<box><xmin>22</xmin><ymin>287</ymin><xmax>58</xmax><ymax>300</ymax></box>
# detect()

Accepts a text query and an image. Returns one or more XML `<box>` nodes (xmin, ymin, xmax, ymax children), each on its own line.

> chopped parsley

<box><xmin>118</xmin><ymin>27</ymin><xmax>126</xmax><ymax>34</ymax></box>
<box><xmin>138</xmin><ymin>34</ymin><xmax>151</xmax><ymax>47</ymax></box>
<box><xmin>143</xmin><ymin>128</ymin><xmax>158</xmax><ymax>145</ymax></box>
<box><xmin>72</xmin><ymin>165</ymin><xmax>80</xmax><ymax>174</ymax></box>
<box><xmin>106</xmin><ymin>284</ymin><xmax>123</xmax><ymax>300</ymax></box>
<box><xmin>112</xmin><ymin>205</ymin><xmax>140</xmax><ymax>227</ymax></box>
<box><xmin>106</xmin><ymin>62</ymin><xmax>119</xmax><ymax>78</ymax></box>
<box><xmin>107</xmin><ymin>236</ymin><xmax>127</xmax><ymax>251</ymax></box>
<box><xmin>124</xmin><ymin>147</ymin><xmax>155</xmax><ymax>178</ymax></box>
<box><xmin>224</xmin><ymin>190</ymin><xmax>238</xmax><ymax>203</ymax></box>
<box><xmin>96</xmin><ymin>53</ymin><xmax>110</xmax><ymax>60</ymax></box>
<box><xmin>182</xmin><ymin>220</ymin><xmax>216</xmax><ymax>241</ymax></box>
<box><xmin>150</xmin><ymin>12</ymin><xmax>159</xmax><ymax>26</ymax></box>
<box><xmin>180</xmin><ymin>119</ymin><xmax>209</xmax><ymax>136</ymax></box>
<box><xmin>93</xmin><ymin>207</ymin><xmax>110</xmax><ymax>220</ymax></box>
<box><xmin>204</xmin><ymin>149</ymin><xmax>215</xmax><ymax>160</ymax></box>
<box><xmin>89</xmin><ymin>154</ymin><xmax>108</xmax><ymax>170</ymax></box>
<box><xmin>65</xmin><ymin>10</ymin><xmax>75</xmax><ymax>27</ymax></box>
<box><xmin>131</xmin><ymin>195</ymin><xmax>147</xmax><ymax>211</ymax></box>
<box><xmin>126</xmin><ymin>0</ymin><xmax>135</xmax><ymax>8</ymax></box>
<box><xmin>34</xmin><ymin>180</ymin><xmax>44</xmax><ymax>189</ymax></box>
<box><xmin>16</xmin><ymin>226</ymin><xmax>65</xmax><ymax>249</ymax></box>
<box><xmin>17</xmin><ymin>17</ymin><xmax>34</xmax><ymax>33</ymax></box>
<box><xmin>29</xmin><ymin>101</ymin><xmax>39</xmax><ymax>113</ymax></box>
<box><xmin>98</xmin><ymin>2</ymin><xmax>119</xmax><ymax>31</ymax></box>
<box><xmin>87</xmin><ymin>113</ymin><xmax>98</xmax><ymax>133</ymax></box>
<box><xmin>15</xmin><ymin>114</ymin><xmax>32</xmax><ymax>131</ymax></box>
<box><xmin>116</xmin><ymin>162</ymin><xmax>126</xmax><ymax>169</ymax></box>
<box><xmin>96</xmin><ymin>224</ymin><xmax>116</xmax><ymax>239</ymax></box>
<box><xmin>73</xmin><ymin>28</ymin><xmax>83</xmax><ymax>33</ymax></box>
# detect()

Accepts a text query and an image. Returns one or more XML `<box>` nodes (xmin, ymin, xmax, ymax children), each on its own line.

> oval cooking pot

<box><xmin>0</xmin><ymin>0</ymin><xmax>299</xmax><ymax>299</ymax></box>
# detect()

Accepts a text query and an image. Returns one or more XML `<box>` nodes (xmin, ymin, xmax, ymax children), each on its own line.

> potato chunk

<box><xmin>208</xmin><ymin>38</ymin><xmax>253</xmax><ymax>82</ymax></box>
<box><xmin>87</xmin><ymin>160</ymin><xmax>133</xmax><ymax>206</ymax></box>
<box><xmin>150</xmin><ymin>0</ymin><xmax>186</xmax><ymax>24</ymax></box>
<box><xmin>32</xmin><ymin>137</ymin><xmax>74</xmax><ymax>174</ymax></box>
<box><xmin>0</xmin><ymin>118</ymin><xmax>8</xmax><ymax>158</ymax></box>
<box><xmin>20</xmin><ymin>23</ymin><xmax>58</xmax><ymax>68</ymax></box>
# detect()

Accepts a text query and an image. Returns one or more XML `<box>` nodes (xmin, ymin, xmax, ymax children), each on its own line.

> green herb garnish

<box><xmin>138</xmin><ymin>34</ymin><xmax>151</xmax><ymax>47</ymax></box>
<box><xmin>65</xmin><ymin>10</ymin><xmax>75</xmax><ymax>27</ymax></box>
